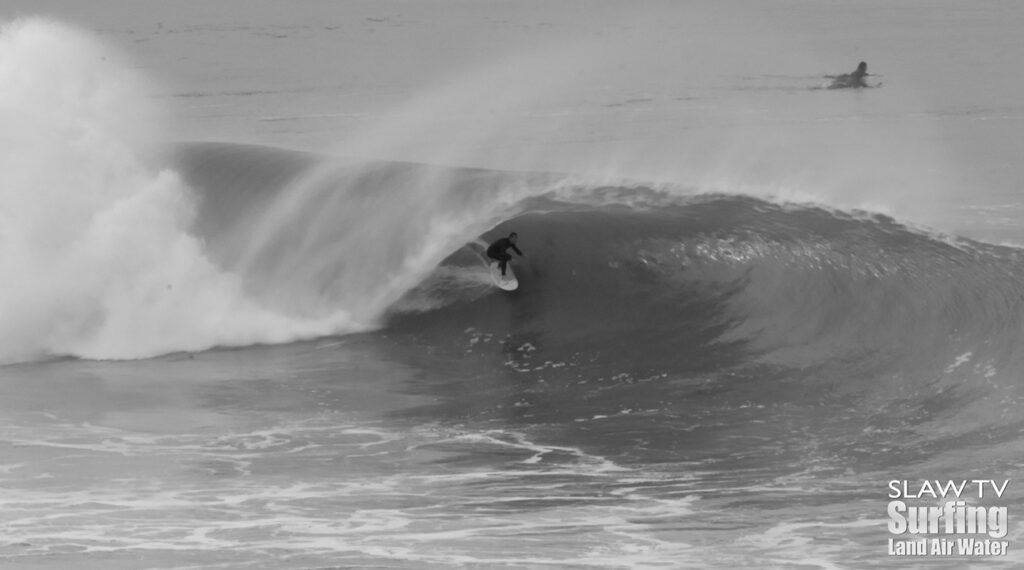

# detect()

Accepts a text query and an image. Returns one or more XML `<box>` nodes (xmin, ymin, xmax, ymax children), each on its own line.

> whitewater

<box><xmin>2</xmin><ymin>2</ymin><xmax>1024</xmax><ymax>569</ymax></box>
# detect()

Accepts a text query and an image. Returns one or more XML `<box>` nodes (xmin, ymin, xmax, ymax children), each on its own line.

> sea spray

<box><xmin>206</xmin><ymin>40</ymin><xmax>618</xmax><ymax>321</ymax></box>
<box><xmin>0</xmin><ymin>19</ymin><xmax>553</xmax><ymax>363</ymax></box>
<box><xmin>218</xmin><ymin>159</ymin><xmax>530</xmax><ymax>320</ymax></box>
<box><xmin>0</xmin><ymin>19</ymin><xmax>348</xmax><ymax>362</ymax></box>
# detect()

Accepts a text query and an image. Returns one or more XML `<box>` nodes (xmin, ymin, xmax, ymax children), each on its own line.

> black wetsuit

<box><xmin>486</xmin><ymin>238</ymin><xmax>523</xmax><ymax>276</ymax></box>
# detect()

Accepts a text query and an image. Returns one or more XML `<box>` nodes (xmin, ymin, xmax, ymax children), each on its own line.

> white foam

<box><xmin>0</xmin><ymin>19</ymin><xmax>358</xmax><ymax>363</ymax></box>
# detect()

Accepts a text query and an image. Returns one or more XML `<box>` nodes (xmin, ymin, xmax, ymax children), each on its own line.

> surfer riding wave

<box><xmin>486</xmin><ymin>232</ymin><xmax>523</xmax><ymax>277</ymax></box>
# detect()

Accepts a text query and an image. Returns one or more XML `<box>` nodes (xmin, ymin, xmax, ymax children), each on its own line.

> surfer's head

<box><xmin>856</xmin><ymin>61</ymin><xmax>867</xmax><ymax>75</ymax></box>
<box><xmin>509</xmin><ymin>232</ymin><xmax>518</xmax><ymax>243</ymax></box>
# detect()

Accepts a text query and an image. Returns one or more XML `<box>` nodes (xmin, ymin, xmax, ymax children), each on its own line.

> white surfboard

<box><xmin>489</xmin><ymin>260</ymin><xmax>518</xmax><ymax>291</ymax></box>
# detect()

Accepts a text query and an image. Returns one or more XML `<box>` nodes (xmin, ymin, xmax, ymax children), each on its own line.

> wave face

<box><xmin>175</xmin><ymin>140</ymin><xmax>1024</xmax><ymax>387</ymax></box>
<box><xmin>180</xmin><ymin>139</ymin><xmax>1024</xmax><ymax>398</ymax></box>
<box><xmin>167</xmin><ymin>138</ymin><xmax>1024</xmax><ymax>459</ymax></box>
<box><xmin>396</xmin><ymin>192</ymin><xmax>1024</xmax><ymax>375</ymax></box>
<box><xmin>385</xmin><ymin>191</ymin><xmax>1024</xmax><ymax>460</ymax></box>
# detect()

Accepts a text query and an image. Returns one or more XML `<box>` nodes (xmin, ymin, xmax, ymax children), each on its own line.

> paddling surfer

<box><xmin>829</xmin><ymin>61</ymin><xmax>870</xmax><ymax>89</ymax></box>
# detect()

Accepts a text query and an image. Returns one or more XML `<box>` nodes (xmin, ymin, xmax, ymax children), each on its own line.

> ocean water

<box><xmin>2</xmin><ymin>1</ymin><xmax>1024</xmax><ymax>568</ymax></box>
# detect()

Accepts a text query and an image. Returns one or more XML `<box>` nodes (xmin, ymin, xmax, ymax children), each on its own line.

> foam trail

<box><xmin>0</xmin><ymin>19</ymin><xmax>349</xmax><ymax>363</ymax></box>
